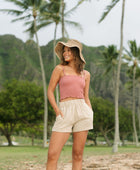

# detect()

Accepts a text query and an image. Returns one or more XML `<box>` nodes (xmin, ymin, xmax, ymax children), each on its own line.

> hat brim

<box><xmin>55</xmin><ymin>41</ymin><xmax>86</xmax><ymax>63</ymax></box>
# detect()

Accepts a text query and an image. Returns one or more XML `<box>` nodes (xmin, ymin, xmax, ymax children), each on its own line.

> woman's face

<box><xmin>63</xmin><ymin>46</ymin><xmax>74</xmax><ymax>62</ymax></box>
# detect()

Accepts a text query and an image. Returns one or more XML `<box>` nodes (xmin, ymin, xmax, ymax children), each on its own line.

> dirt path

<box><xmin>3</xmin><ymin>152</ymin><xmax>140</xmax><ymax>169</ymax></box>
<box><xmin>57</xmin><ymin>153</ymin><xmax>140</xmax><ymax>170</ymax></box>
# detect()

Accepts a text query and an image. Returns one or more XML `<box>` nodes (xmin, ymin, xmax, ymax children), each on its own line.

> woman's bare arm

<box><xmin>84</xmin><ymin>70</ymin><xmax>92</xmax><ymax>109</ymax></box>
<box><xmin>47</xmin><ymin>65</ymin><xmax>64</xmax><ymax>117</ymax></box>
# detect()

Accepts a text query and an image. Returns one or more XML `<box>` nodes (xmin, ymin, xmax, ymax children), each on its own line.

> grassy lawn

<box><xmin>0</xmin><ymin>145</ymin><xmax>140</xmax><ymax>169</ymax></box>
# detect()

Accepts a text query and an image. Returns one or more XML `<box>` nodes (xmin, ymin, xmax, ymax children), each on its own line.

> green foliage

<box><xmin>0</xmin><ymin>80</ymin><xmax>43</xmax><ymax>145</ymax></box>
<box><xmin>90</xmin><ymin>96</ymin><xmax>133</xmax><ymax>144</ymax></box>
<box><xmin>119</xmin><ymin>106</ymin><xmax>132</xmax><ymax>133</ymax></box>
<box><xmin>99</xmin><ymin>0</ymin><xmax>120</xmax><ymax>23</ymax></box>
<box><xmin>91</xmin><ymin>96</ymin><xmax>114</xmax><ymax>132</ymax></box>
<box><xmin>0</xmin><ymin>35</ymin><xmax>42</xmax><ymax>86</ymax></box>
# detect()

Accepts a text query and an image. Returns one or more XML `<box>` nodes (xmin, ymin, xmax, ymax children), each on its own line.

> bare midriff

<box><xmin>60</xmin><ymin>97</ymin><xmax>82</xmax><ymax>102</ymax></box>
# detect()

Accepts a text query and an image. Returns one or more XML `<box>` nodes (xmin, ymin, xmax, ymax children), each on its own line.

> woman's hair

<box><xmin>60</xmin><ymin>46</ymin><xmax>85</xmax><ymax>73</ymax></box>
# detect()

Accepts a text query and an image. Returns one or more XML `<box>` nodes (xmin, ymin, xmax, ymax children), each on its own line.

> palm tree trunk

<box><xmin>132</xmin><ymin>66</ymin><xmax>139</xmax><ymax>146</ymax></box>
<box><xmin>112</xmin><ymin>69</ymin><xmax>116</xmax><ymax>100</ymax></box>
<box><xmin>53</xmin><ymin>23</ymin><xmax>59</xmax><ymax>105</ymax></box>
<box><xmin>138</xmin><ymin>85</ymin><xmax>140</xmax><ymax>133</ymax></box>
<box><xmin>61</xmin><ymin>0</ymin><xmax>65</xmax><ymax>40</ymax></box>
<box><xmin>112</xmin><ymin>0</ymin><xmax>125</xmax><ymax>153</ymax></box>
<box><xmin>53</xmin><ymin>24</ymin><xmax>57</xmax><ymax>67</ymax></box>
<box><xmin>33</xmin><ymin>17</ymin><xmax>48</xmax><ymax>148</ymax></box>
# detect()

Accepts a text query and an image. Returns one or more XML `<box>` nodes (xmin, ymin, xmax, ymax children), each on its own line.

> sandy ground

<box><xmin>57</xmin><ymin>153</ymin><xmax>140</xmax><ymax>170</ymax></box>
<box><xmin>2</xmin><ymin>152</ymin><xmax>140</xmax><ymax>170</ymax></box>
<box><xmin>12</xmin><ymin>152</ymin><xmax>139</xmax><ymax>170</ymax></box>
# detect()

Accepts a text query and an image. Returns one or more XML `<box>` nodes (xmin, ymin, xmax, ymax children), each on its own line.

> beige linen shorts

<box><xmin>52</xmin><ymin>99</ymin><xmax>93</xmax><ymax>132</ymax></box>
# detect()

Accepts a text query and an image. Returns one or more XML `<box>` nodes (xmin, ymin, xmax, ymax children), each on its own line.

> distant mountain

<box><xmin>0</xmin><ymin>35</ymin><xmax>42</xmax><ymax>87</ymax></box>
<box><xmin>0</xmin><ymin>34</ymin><xmax>131</xmax><ymax>108</ymax></box>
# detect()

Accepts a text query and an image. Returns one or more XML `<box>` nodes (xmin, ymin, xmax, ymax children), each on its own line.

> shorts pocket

<box><xmin>85</xmin><ymin>103</ymin><xmax>93</xmax><ymax>113</ymax></box>
<box><xmin>56</xmin><ymin>115</ymin><xmax>63</xmax><ymax>121</ymax></box>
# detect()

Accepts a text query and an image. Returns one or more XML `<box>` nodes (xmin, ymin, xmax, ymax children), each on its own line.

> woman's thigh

<box><xmin>72</xmin><ymin>131</ymin><xmax>88</xmax><ymax>154</ymax></box>
<box><xmin>47</xmin><ymin>132</ymin><xmax>71</xmax><ymax>159</ymax></box>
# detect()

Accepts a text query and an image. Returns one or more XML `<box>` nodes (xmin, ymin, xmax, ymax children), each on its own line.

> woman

<box><xmin>46</xmin><ymin>39</ymin><xmax>93</xmax><ymax>170</ymax></box>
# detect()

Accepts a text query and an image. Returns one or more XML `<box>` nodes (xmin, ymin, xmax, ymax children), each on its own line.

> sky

<box><xmin>0</xmin><ymin>0</ymin><xmax>140</xmax><ymax>49</ymax></box>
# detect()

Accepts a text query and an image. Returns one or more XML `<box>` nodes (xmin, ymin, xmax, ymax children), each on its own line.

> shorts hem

<box><xmin>52</xmin><ymin>127</ymin><xmax>93</xmax><ymax>133</ymax></box>
<box><xmin>73</xmin><ymin>127</ymin><xmax>93</xmax><ymax>133</ymax></box>
<box><xmin>52</xmin><ymin>129</ymin><xmax>72</xmax><ymax>133</ymax></box>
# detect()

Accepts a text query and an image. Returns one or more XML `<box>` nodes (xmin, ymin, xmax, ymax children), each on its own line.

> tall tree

<box><xmin>124</xmin><ymin>40</ymin><xmax>140</xmax><ymax>146</ymax></box>
<box><xmin>37</xmin><ymin>0</ymin><xmax>86</xmax><ymax>103</ymax></box>
<box><xmin>39</xmin><ymin>0</ymin><xmax>61</xmax><ymax>104</ymax></box>
<box><xmin>60</xmin><ymin>0</ymin><xmax>86</xmax><ymax>39</ymax></box>
<box><xmin>101</xmin><ymin>45</ymin><xmax>119</xmax><ymax>98</ymax></box>
<box><xmin>99</xmin><ymin>0</ymin><xmax>126</xmax><ymax>152</ymax></box>
<box><xmin>0</xmin><ymin>80</ymin><xmax>44</xmax><ymax>146</ymax></box>
<box><xmin>91</xmin><ymin>97</ymin><xmax>115</xmax><ymax>146</ymax></box>
<box><xmin>136</xmin><ymin>68</ymin><xmax>140</xmax><ymax>134</ymax></box>
<box><xmin>0</xmin><ymin>0</ymin><xmax>48</xmax><ymax>147</ymax></box>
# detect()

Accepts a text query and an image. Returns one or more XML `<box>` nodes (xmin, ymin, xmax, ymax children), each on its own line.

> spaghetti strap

<box><xmin>82</xmin><ymin>70</ymin><xmax>85</xmax><ymax>78</ymax></box>
<box><xmin>62</xmin><ymin>66</ymin><xmax>65</xmax><ymax>76</ymax></box>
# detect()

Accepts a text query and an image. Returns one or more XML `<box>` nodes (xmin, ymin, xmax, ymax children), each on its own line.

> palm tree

<box><xmin>124</xmin><ymin>40</ymin><xmax>140</xmax><ymax>146</ymax></box>
<box><xmin>0</xmin><ymin>0</ymin><xmax>48</xmax><ymax>147</ymax></box>
<box><xmin>136</xmin><ymin>68</ymin><xmax>140</xmax><ymax>134</ymax></box>
<box><xmin>60</xmin><ymin>0</ymin><xmax>85</xmax><ymax>39</ymax></box>
<box><xmin>99</xmin><ymin>0</ymin><xmax>126</xmax><ymax>152</ymax></box>
<box><xmin>37</xmin><ymin>0</ymin><xmax>61</xmax><ymax>105</ymax></box>
<box><xmin>51</xmin><ymin>0</ymin><xmax>61</xmax><ymax>105</ymax></box>
<box><xmin>101</xmin><ymin>45</ymin><xmax>119</xmax><ymax>94</ymax></box>
<box><xmin>37</xmin><ymin>0</ymin><xmax>87</xmax><ymax>104</ymax></box>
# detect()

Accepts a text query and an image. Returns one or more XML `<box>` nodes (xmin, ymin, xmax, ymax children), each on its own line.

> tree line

<box><xmin>0</xmin><ymin>79</ymin><xmax>137</xmax><ymax>146</ymax></box>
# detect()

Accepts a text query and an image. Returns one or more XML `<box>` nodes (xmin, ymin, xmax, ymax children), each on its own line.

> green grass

<box><xmin>0</xmin><ymin>135</ymin><xmax>44</xmax><ymax>146</ymax></box>
<box><xmin>0</xmin><ymin>145</ymin><xmax>140</xmax><ymax>169</ymax></box>
<box><xmin>0</xmin><ymin>146</ymin><xmax>47</xmax><ymax>170</ymax></box>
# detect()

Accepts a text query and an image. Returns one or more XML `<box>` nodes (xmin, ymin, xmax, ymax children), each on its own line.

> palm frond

<box><xmin>128</xmin><ymin>40</ymin><xmax>137</xmax><ymax>56</ymax></box>
<box><xmin>135</xmin><ymin>67</ymin><xmax>140</xmax><ymax>80</ymax></box>
<box><xmin>5</xmin><ymin>0</ymin><xmax>29</xmax><ymax>10</ymax></box>
<box><xmin>0</xmin><ymin>9</ymin><xmax>23</xmax><ymax>16</ymax></box>
<box><xmin>124</xmin><ymin>47</ymin><xmax>133</xmax><ymax>59</ymax></box>
<box><xmin>122</xmin><ymin>54</ymin><xmax>132</xmax><ymax>62</ymax></box>
<box><xmin>64</xmin><ymin>28</ymin><xmax>69</xmax><ymax>39</ymax></box>
<box><xmin>36</xmin><ymin>21</ymin><xmax>54</xmax><ymax>31</ymax></box>
<box><xmin>24</xmin><ymin>21</ymin><xmax>35</xmax><ymax>38</ymax></box>
<box><xmin>65</xmin><ymin>20</ymin><xmax>83</xmax><ymax>32</ymax></box>
<box><xmin>11</xmin><ymin>14</ymin><xmax>31</xmax><ymax>22</ymax></box>
<box><xmin>65</xmin><ymin>0</ymin><xmax>86</xmax><ymax>16</ymax></box>
<box><xmin>138</xmin><ymin>47</ymin><xmax>140</xmax><ymax>60</ymax></box>
<box><xmin>99</xmin><ymin>0</ymin><xmax>120</xmax><ymax>23</ymax></box>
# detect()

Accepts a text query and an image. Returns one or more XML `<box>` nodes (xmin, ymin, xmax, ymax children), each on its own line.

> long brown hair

<box><xmin>60</xmin><ymin>47</ymin><xmax>85</xmax><ymax>73</ymax></box>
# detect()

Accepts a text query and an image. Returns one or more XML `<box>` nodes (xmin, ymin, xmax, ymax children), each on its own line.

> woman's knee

<box><xmin>47</xmin><ymin>150</ymin><xmax>58</xmax><ymax>162</ymax></box>
<box><xmin>73</xmin><ymin>149</ymin><xmax>83</xmax><ymax>161</ymax></box>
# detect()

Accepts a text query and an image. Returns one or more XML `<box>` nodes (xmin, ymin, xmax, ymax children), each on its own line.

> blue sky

<box><xmin>0</xmin><ymin>0</ymin><xmax>140</xmax><ymax>49</ymax></box>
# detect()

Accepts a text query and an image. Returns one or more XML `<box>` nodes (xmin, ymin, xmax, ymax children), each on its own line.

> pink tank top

<box><xmin>59</xmin><ymin>68</ymin><xmax>85</xmax><ymax>100</ymax></box>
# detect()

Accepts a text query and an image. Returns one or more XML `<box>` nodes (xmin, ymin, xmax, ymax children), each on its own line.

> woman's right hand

<box><xmin>56</xmin><ymin>109</ymin><xmax>64</xmax><ymax>119</ymax></box>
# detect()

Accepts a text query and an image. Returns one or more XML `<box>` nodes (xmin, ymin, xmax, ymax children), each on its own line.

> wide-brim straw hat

<box><xmin>55</xmin><ymin>39</ymin><xmax>86</xmax><ymax>63</ymax></box>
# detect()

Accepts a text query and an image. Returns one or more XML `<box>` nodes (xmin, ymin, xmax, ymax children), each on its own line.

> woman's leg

<box><xmin>46</xmin><ymin>131</ymin><xmax>70</xmax><ymax>170</ymax></box>
<box><xmin>72</xmin><ymin>131</ymin><xmax>88</xmax><ymax>170</ymax></box>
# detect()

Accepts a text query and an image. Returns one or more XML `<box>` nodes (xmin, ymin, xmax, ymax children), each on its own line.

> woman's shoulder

<box><xmin>83</xmin><ymin>70</ymin><xmax>90</xmax><ymax>76</ymax></box>
<box><xmin>83</xmin><ymin>70</ymin><xmax>90</xmax><ymax>80</ymax></box>
<box><xmin>54</xmin><ymin>64</ymin><xmax>64</xmax><ymax>71</ymax></box>
<box><xmin>53</xmin><ymin>65</ymin><xmax>64</xmax><ymax>76</ymax></box>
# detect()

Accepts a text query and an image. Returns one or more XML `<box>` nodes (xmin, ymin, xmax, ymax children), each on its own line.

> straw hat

<box><xmin>55</xmin><ymin>39</ymin><xmax>86</xmax><ymax>63</ymax></box>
